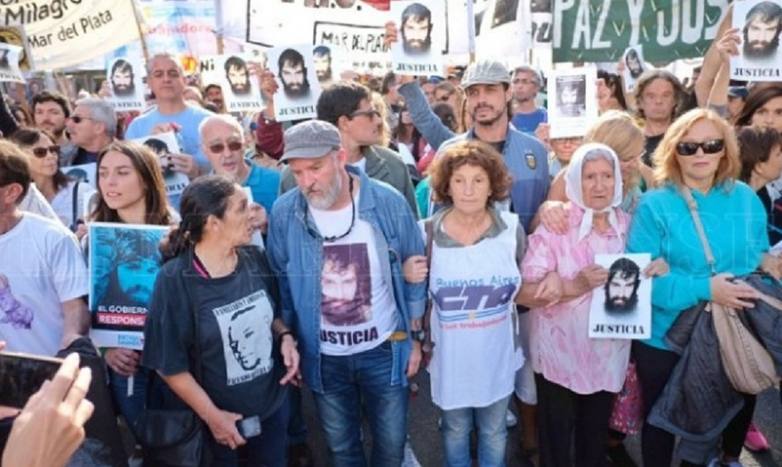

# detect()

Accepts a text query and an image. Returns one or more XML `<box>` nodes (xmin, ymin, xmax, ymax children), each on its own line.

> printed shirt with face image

<box><xmin>308</xmin><ymin>196</ymin><xmax>399</xmax><ymax>356</ymax></box>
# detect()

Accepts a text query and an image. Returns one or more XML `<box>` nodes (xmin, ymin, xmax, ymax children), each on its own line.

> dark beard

<box><xmin>113</xmin><ymin>84</ymin><xmax>135</xmax><ymax>97</ymax></box>
<box><xmin>605</xmin><ymin>293</ymin><xmax>638</xmax><ymax>313</ymax></box>
<box><xmin>403</xmin><ymin>39</ymin><xmax>431</xmax><ymax>55</ymax></box>
<box><xmin>743</xmin><ymin>34</ymin><xmax>780</xmax><ymax>58</ymax></box>
<box><xmin>284</xmin><ymin>82</ymin><xmax>309</xmax><ymax>98</ymax></box>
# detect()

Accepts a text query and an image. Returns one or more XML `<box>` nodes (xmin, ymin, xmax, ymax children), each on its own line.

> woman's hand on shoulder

<box><xmin>403</xmin><ymin>255</ymin><xmax>428</xmax><ymax>283</ymax></box>
<box><xmin>537</xmin><ymin>201</ymin><xmax>569</xmax><ymax>235</ymax></box>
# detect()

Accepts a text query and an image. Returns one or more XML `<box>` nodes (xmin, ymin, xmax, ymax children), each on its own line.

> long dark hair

<box><xmin>735</xmin><ymin>84</ymin><xmax>782</xmax><ymax>127</ymax></box>
<box><xmin>161</xmin><ymin>175</ymin><xmax>236</xmax><ymax>261</ymax></box>
<box><xmin>90</xmin><ymin>141</ymin><xmax>172</xmax><ymax>226</ymax></box>
<box><xmin>8</xmin><ymin>127</ymin><xmax>69</xmax><ymax>192</ymax></box>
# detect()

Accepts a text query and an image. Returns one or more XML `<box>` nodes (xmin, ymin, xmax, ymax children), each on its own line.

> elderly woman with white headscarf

<box><xmin>517</xmin><ymin>143</ymin><xmax>668</xmax><ymax>467</ymax></box>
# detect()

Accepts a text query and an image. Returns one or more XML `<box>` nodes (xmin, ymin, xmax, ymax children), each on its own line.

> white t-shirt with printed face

<box><xmin>309</xmin><ymin>193</ymin><xmax>398</xmax><ymax>356</ymax></box>
<box><xmin>0</xmin><ymin>213</ymin><xmax>89</xmax><ymax>356</ymax></box>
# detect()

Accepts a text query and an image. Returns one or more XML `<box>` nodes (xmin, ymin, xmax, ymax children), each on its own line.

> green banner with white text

<box><xmin>553</xmin><ymin>0</ymin><xmax>729</xmax><ymax>64</ymax></box>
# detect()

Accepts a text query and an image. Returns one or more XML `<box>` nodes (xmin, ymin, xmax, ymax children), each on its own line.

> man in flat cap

<box><xmin>266</xmin><ymin>120</ymin><xmax>425</xmax><ymax>467</ymax></box>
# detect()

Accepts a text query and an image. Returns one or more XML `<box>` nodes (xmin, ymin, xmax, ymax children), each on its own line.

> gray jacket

<box><xmin>279</xmin><ymin>144</ymin><xmax>419</xmax><ymax>218</ymax></box>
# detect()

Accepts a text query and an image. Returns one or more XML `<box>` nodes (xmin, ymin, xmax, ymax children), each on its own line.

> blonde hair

<box><xmin>652</xmin><ymin>108</ymin><xmax>740</xmax><ymax>188</ymax></box>
<box><xmin>584</xmin><ymin>110</ymin><xmax>644</xmax><ymax>191</ymax></box>
<box><xmin>370</xmin><ymin>91</ymin><xmax>391</xmax><ymax>147</ymax></box>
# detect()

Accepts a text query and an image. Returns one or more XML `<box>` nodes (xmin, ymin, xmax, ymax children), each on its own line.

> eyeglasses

<box><xmin>31</xmin><ymin>145</ymin><xmax>60</xmax><ymax>158</ymax></box>
<box><xmin>208</xmin><ymin>140</ymin><xmax>244</xmax><ymax>153</ymax></box>
<box><xmin>350</xmin><ymin>109</ymin><xmax>381</xmax><ymax>120</ymax></box>
<box><xmin>676</xmin><ymin>139</ymin><xmax>725</xmax><ymax>156</ymax></box>
<box><xmin>69</xmin><ymin>115</ymin><xmax>94</xmax><ymax>124</ymax></box>
<box><xmin>306</xmin><ymin>175</ymin><xmax>355</xmax><ymax>242</ymax></box>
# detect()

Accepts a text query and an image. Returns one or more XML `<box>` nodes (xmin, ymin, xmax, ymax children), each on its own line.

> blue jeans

<box><xmin>313</xmin><ymin>341</ymin><xmax>408</xmax><ymax>467</ymax></box>
<box><xmin>107</xmin><ymin>365</ymin><xmax>149</xmax><ymax>439</ymax></box>
<box><xmin>441</xmin><ymin>395</ymin><xmax>511</xmax><ymax>467</ymax></box>
<box><xmin>209</xmin><ymin>391</ymin><xmax>290</xmax><ymax>467</ymax></box>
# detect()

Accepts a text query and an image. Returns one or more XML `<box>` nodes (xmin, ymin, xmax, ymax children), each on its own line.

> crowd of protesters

<box><xmin>1</xmin><ymin>8</ymin><xmax>781</xmax><ymax>467</ymax></box>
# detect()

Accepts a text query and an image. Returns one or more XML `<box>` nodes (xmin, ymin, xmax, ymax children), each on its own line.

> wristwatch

<box><xmin>410</xmin><ymin>329</ymin><xmax>426</xmax><ymax>343</ymax></box>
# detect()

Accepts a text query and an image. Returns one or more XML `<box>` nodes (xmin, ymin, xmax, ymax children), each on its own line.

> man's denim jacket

<box><xmin>266</xmin><ymin>165</ymin><xmax>426</xmax><ymax>393</ymax></box>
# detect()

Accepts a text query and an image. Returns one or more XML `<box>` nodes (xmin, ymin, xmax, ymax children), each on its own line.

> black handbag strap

<box><xmin>70</xmin><ymin>181</ymin><xmax>79</xmax><ymax>231</ymax></box>
<box><xmin>182</xmin><ymin>253</ymin><xmax>204</xmax><ymax>385</ymax></box>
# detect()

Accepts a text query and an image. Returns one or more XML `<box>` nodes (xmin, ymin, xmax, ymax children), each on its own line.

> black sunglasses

<box><xmin>32</xmin><ymin>145</ymin><xmax>60</xmax><ymax>158</ymax></box>
<box><xmin>676</xmin><ymin>139</ymin><xmax>725</xmax><ymax>156</ymax></box>
<box><xmin>69</xmin><ymin>115</ymin><xmax>94</xmax><ymax>124</ymax></box>
<box><xmin>208</xmin><ymin>141</ymin><xmax>244</xmax><ymax>153</ymax></box>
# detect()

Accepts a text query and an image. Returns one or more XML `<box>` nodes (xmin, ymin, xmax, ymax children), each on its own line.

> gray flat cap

<box><xmin>461</xmin><ymin>60</ymin><xmax>511</xmax><ymax>88</ymax></box>
<box><xmin>281</xmin><ymin>120</ymin><xmax>342</xmax><ymax>162</ymax></box>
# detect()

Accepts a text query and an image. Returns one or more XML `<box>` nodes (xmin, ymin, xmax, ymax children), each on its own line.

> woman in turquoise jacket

<box><xmin>627</xmin><ymin>108</ymin><xmax>773</xmax><ymax>467</ymax></box>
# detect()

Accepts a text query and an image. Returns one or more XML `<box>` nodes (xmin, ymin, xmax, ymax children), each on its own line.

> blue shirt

<box><xmin>626</xmin><ymin>182</ymin><xmax>768</xmax><ymax>349</ymax></box>
<box><xmin>244</xmin><ymin>162</ymin><xmax>281</xmax><ymax>214</ymax></box>
<box><xmin>266</xmin><ymin>166</ymin><xmax>426</xmax><ymax>392</ymax></box>
<box><xmin>511</xmin><ymin>108</ymin><xmax>547</xmax><ymax>135</ymax></box>
<box><xmin>125</xmin><ymin>105</ymin><xmax>214</xmax><ymax>170</ymax></box>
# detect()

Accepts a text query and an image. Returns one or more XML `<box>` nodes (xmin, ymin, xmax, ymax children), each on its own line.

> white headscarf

<box><xmin>564</xmin><ymin>143</ymin><xmax>624</xmax><ymax>241</ymax></box>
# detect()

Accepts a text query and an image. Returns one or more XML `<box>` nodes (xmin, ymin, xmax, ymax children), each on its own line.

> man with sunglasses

<box><xmin>125</xmin><ymin>53</ymin><xmax>212</xmax><ymax>178</ymax></box>
<box><xmin>63</xmin><ymin>97</ymin><xmax>116</xmax><ymax>166</ymax></box>
<box><xmin>266</xmin><ymin>120</ymin><xmax>425</xmax><ymax>467</ymax></box>
<box><xmin>199</xmin><ymin>114</ymin><xmax>280</xmax><ymax>215</ymax></box>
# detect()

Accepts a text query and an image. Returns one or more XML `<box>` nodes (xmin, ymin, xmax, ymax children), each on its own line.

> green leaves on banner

<box><xmin>553</xmin><ymin>0</ymin><xmax>729</xmax><ymax>64</ymax></box>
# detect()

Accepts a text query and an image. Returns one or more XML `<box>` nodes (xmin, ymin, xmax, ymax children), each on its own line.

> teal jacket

<box><xmin>626</xmin><ymin>182</ymin><xmax>769</xmax><ymax>349</ymax></box>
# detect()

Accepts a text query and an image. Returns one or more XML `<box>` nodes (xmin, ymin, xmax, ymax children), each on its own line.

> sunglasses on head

<box><xmin>208</xmin><ymin>140</ymin><xmax>244</xmax><ymax>153</ymax></box>
<box><xmin>676</xmin><ymin>139</ymin><xmax>725</xmax><ymax>156</ymax></box>
<box><xmin>31</xmin><ymin>145</ymin><xmax>60</xmax><ymax>158</ymax></box>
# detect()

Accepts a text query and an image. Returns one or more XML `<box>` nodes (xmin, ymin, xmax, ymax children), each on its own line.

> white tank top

<box><xmin>427</xmin><ymin>210</ymin><xmax>523</xmax><ymax>410</ymax></box>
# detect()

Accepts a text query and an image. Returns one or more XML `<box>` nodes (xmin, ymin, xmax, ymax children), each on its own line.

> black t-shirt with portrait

<box><xmin>143</xmin><ymin>246</ymin><xmax>285</xmax><ymax>419</ymax></box>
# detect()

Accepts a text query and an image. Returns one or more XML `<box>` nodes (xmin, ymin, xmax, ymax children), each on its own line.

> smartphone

<box><xmin>0</xmin><ymin>352</ymin><xmax>63</xmax><ymax>408</ymax></box>
<box><xmin>237</xmin><ymin>415</ymin><xmax>261</xmax><ymax>438</ymax></box>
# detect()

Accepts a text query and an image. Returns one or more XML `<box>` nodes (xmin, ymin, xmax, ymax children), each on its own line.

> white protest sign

<box><xmin>2</xmin><ymin>0</ymin><xmax>140</xmax><ymax>70</ymax></box>
<box><xmin>547</xmin><ymin>66</ymin><xmax>598</xmax><ymax>139</ymax></box>
<box><xmin>731</xmin><ymin>0</ymin><xmax>782</xmax><ymax>81</ymax></box>
<box><xmin>267</xmin><ymin>45</ymin><xmax>322</xmax><ymax>122</ymax></box>
<box><xmin>0</xmin><ymin>43</ymin><xmax>24</xmax><ymax>83</ymax></box>
<box><xmin>201</xmin><ymin>54</ymin><xmax>265</xmax><ymax>113</ymax></box>
<box><xmin>131</xmin><ymin>132</ymin><xmax>189</xmax><ymax>208</ymax></box>
<box><xmin>588</xmin><ymin>253</ymin><xmax>652</xmax><ymax>340</ymax></box>
<box><xmin>391</xmin><ymin>1</ymin><xmax>446</xmax><ymax>76</ymax></box>
<box><xmin>622</xmin><ymin>46</ymin><xmax>646</xmax><ymax>93</ymax></box>
<box><xmin>107</xmin><ymin>57</ymin><xmax>146</xmax><ymax>112</ymax></box>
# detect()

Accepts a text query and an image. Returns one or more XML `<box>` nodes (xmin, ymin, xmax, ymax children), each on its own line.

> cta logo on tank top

<box><xmin>433</xmin><ymin>275</ymin><xmax>519</xmax><ymax>330</ymax></box>
<box><xmin>319</xmin><ymin>243</ymin><xmax>379</xmax><ymax>347</ymax></box>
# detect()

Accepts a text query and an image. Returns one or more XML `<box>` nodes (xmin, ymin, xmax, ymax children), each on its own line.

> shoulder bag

<box><xmin>681</xmin><ymin>187</ymin><xmax>777</xmax><ymax>395</ymax></box>
<box><xmin>135</xmin><ymin>269</ymin><xmax>211</xmax><ymax>467</ymax></box>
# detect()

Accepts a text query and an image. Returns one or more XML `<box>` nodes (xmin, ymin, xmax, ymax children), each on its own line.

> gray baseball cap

<box><xmin>461</xmin><ymin>60</ymin><xmax>511</xmax><ymax>89</ymax></box>
<box><xmin>281</xmin><ymin>120</ymin><xmax>342</xmax><ymax>162</ymax></box>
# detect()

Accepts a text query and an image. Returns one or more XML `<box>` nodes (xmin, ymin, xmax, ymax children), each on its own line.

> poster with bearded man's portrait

<box><xmin>106</xmin><ymin>57</ymin><xmax>146</xmax><ymax>111</ymax></box>
<box><xmin>391</xmin><ymin>0</ymin><xmax>446</xmax><ymax>76</ymax></box>
<box><xmin>588</xmin><ymin>253</ymin><xmax>652</xmax><ymax>340</ymax></box>
<box><xmin>267</xmin><ymin>45</ymin><xmax>322</xmax><ymax>121</ymax></box>
<box><xmin>731</xmin><ymin>0</ymin><xmax>782</xmax><ymax>81</ymax></box>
